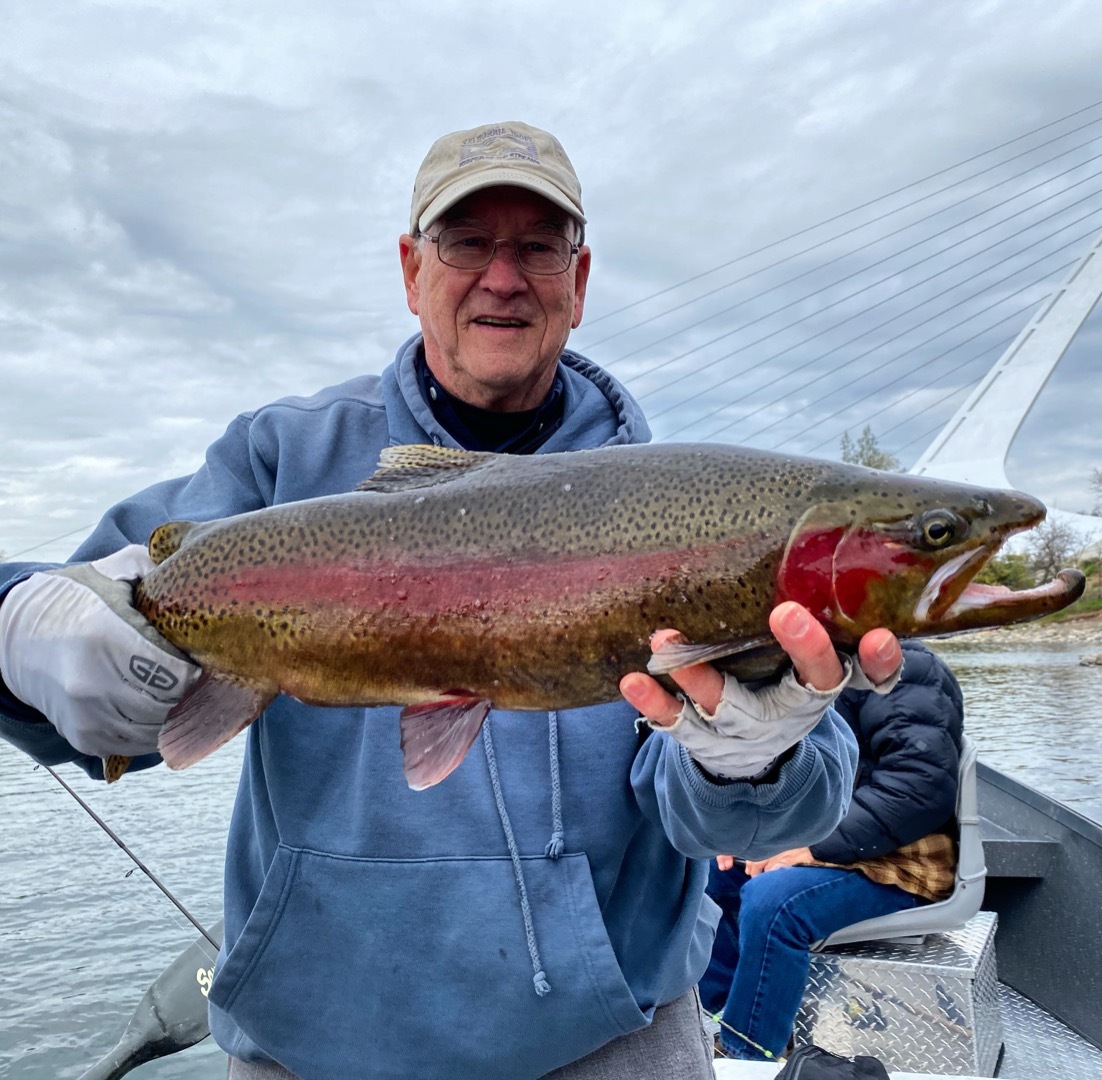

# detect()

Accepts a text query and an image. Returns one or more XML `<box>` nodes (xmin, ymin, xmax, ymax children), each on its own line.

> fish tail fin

<box><xmin>103</xmin><ymin>755</ymin><xmax>131</xmax><ymax>783</ymax></box>
<box><xmin>148</xmin><ymin>521</ymin><xmax>199</xmax><ymax>564</ymax></box>
<box><xmin>157</xmin><ymin>671</ymin><xmax>276</xmax><ymax>770</ymax></box>
<box><xmin>399</xmin><ymin>695</ymin><xmax>492</xmax><ymax>790</ymax></box>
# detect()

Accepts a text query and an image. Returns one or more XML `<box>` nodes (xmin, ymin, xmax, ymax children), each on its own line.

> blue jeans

<box><xmin>699</xmin><ymin>860</ymin><xmax>921</xmax><ymax>1060</ymax></box>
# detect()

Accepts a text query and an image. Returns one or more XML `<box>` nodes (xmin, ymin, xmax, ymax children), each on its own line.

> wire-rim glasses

<box><xmin>424</xmin><ymin>226</ymin><xmax>579</xmax><ymax>275</ymax></box>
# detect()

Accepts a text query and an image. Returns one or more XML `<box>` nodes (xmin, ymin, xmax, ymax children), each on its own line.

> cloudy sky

<box><xmin>3</xmin><ymin>0</ymin><xmax>1101</xmax><ymax>563</ymax></box>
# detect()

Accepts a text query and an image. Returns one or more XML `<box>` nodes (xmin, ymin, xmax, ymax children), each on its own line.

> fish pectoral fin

<box><xmin>157</xmin><ymin>671</ymin><xmax>276</xmax><ymax>771</ymax></box>
<box><xmin>356</xmin><ymin>445</ymin><xmax>500</xmax><ymax>492</ymax></box>
<box><xmin>103</xmin><ymin>755</ymin><xmax>132</xmax><ymax>784</ymax></box>
<box><xmin>645</xmin><ymin>634</ymin><xmax>777</xmax><ymax>676</ymax></box>
<box><xmin>399</xmin><ymin>695</ymin><xmax>492</xmax><ymax>791</ymax></box>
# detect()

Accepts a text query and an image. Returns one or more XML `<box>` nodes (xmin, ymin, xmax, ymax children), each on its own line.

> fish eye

<box><xmin>916</xmin><ymin>509</ymin><xmax>967</xmax><ymax>549</ymax></box>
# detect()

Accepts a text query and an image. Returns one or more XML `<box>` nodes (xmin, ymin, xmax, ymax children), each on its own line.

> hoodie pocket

<box><xmin>210</xmin><ymin>844</ymin><xmax>648</xmax><ymax>1080</ymax></box>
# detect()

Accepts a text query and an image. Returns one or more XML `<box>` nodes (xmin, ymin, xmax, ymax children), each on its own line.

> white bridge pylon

<box><xmin>910</xmin><ymin>231</ymin><xmax>1102</xmax><ymax>529</ymax></box>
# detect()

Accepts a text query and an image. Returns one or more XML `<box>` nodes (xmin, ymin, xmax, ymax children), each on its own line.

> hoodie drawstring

<box><xmin>482</xmin><ymin>713</ymin><xmax>565</xmax><ymax>998</ymax></box>
<box><xmin>545</xmin><ymin>710</ymin><xmax>564</xmax><ymax>859</ymax></box>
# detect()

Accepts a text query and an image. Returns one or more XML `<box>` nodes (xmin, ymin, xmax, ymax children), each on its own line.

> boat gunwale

<box><xmin>978</xmin><ymin>760</ymin><xmax>1102</xmax><ymax>844</ymax></box>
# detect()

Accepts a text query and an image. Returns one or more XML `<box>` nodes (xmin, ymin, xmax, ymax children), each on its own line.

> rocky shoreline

<box><xmin>928</xmin><ymin>609</ymin><xmax>1102</xmax><ymax>659</ymax></box>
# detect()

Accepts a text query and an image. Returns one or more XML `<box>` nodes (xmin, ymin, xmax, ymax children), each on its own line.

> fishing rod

<box><xmin>40</xmin><ymin>763</ymin><xmax>219</xmax><ymax>950</ymax></box>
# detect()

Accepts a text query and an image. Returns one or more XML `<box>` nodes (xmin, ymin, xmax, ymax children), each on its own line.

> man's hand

<box><xmin>0</xmin><ymin>545</ymin><xmax>200</xmax><ymax>759</ymax></box>
<box><xmin>744</xmin><ymin>847</ymin><xmax>815</xmax><ymax>876</ymax></box>
<box><xmin>714</xmin><ymin>848</ymin><xmax>816</xmax><ymax>875</ymax></box>
<box><xmin>618</xmin><ymin>601</ymin><xmax>902</xmax><ymax>779</ymax></box>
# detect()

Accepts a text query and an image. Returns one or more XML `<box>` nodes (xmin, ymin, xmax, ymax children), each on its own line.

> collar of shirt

<box><xmin>416</xmin><ymin>351</ymin><xmax>565</xmax><ymax>454</ymax></box>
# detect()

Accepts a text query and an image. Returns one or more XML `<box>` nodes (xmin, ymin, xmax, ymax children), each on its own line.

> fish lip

<box><xmin>936</xmin><ymin>567</ymin><xmax>1086</xmax><ymax>630</ymax></box>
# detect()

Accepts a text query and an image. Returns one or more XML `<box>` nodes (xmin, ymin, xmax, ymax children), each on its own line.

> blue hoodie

<box><xmin>0</xmin><ymin>336</ymin><xmax>856</xmax><ymax>1080</ymax></box>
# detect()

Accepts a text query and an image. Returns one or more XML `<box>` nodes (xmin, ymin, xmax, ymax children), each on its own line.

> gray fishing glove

<box><xmin>0</xmin><ymin>545</ymin><xmax>200</xmax><ymax>759</ymax></box>
<box><xmin>653</xmin><ymin>658</ymin><xmax>858</xmax><ymax>780</ymax></box>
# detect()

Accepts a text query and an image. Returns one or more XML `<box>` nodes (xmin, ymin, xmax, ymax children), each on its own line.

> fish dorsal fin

<box><xmin>356</xmin><ymin>445</ymin><xmax>500</xmax><ymax>492</ymax></box>
<box><xmin>148</xmin><ymin>521</ymin><xmax>199</xmax><ymax>564</ymax></box>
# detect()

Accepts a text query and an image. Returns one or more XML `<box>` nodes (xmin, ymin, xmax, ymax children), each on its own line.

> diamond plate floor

<box><xmin>996</xmin><ymin>983</ymin><xmax>1102</xmax><ymax>1078</ymax></box>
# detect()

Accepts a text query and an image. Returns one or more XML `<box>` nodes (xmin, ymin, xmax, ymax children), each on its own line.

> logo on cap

<box><xmin>459</xmin><ymin>127</ymin><xmax>539</xmax><ymax>168</ymax></box>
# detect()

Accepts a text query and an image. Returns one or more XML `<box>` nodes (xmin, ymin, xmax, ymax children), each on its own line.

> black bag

<box><xmin>775</xmin><ymin>1044</ymin><xmax>891</xmax><ymax>1079</ymax></box>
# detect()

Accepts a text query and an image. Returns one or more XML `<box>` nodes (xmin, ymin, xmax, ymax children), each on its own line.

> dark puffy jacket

<box><xmin>809</xmin><ymin>641</ymin><xmax>964</xmax><ymax>865</ymax></box>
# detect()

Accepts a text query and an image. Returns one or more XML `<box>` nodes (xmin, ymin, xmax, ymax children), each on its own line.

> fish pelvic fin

<box><xmin>399</xmin><ymin>695</ymin><xmax>493</xmax><ymax>790</ymax></box>
<box><xmin>356</xmin><ymin>445</ymin><xmax>500</xmax><ymax>492</ymax></box>
<box><xmin>645</xmin><ymin>634</ymin><xmax>778</xmax><ymax>676</ymax></box>
<box><xmin>157</xmin><ymin>671</ymin><xmax>276</xmax><ymax>770</ymax></box>
<box><xmin>103</xmin><ymin>755</ymin><xmax>131</xmax><ymax>784</ymax></box>
<box><xmin>148</xmin><ymin>521</ymin><xmax>200</xmax><ymax>564</ymax></box>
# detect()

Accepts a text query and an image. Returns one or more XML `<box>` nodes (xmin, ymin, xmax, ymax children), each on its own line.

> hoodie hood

<box><xmin>383</xmin><ymin>333</ymin><xmax>651</xmax><ymax>452</ymax></box>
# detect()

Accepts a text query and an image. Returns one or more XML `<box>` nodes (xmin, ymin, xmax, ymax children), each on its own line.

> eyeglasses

<box><xmin>423</xmin><ymin>226</ymin><xmax>579</xmax><ymax>275</ymax></box>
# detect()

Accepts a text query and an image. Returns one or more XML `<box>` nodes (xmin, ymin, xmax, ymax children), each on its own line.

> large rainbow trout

<box><xmin>131</xmin><ymin>443</ymin><xmax>1084</xmax><ymax>788</ymax></box>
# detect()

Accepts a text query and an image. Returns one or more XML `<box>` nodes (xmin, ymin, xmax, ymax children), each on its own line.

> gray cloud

<box><xmin>1</xmin><ymin>0</ymin><xmax>1100</xmax><ymax>561</ymax></box>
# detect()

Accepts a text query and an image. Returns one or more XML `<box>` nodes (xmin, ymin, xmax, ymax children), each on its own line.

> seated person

<box><xmin>698</xmin><ymin>640</ymin><xmax>964</xmax><ymax>1061</ymax></box>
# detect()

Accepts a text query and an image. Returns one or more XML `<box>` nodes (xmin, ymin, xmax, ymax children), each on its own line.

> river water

<box><xmin>1</xmin><ymin>637</ymin><xmax>1100</xmax><ymax>1079</ymax></box>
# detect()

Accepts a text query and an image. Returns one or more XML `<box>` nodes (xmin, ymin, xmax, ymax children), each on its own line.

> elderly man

<box><xmin>0</xmin><ymin>121</ymin><xmax>900</xmax><ymax>1080</ymax></box>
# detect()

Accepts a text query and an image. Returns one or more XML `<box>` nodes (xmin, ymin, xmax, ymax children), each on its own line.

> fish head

<box><xmin>774</xmin><ymin>473</ymin><xmax>1085</xmax><ymax>643</ymax></box>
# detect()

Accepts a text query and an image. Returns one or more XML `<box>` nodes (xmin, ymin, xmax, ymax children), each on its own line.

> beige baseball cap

<box><xmin>409</xmin><ymin>121</ymin><xmax>586</xmax><ymax>235</ymax></box>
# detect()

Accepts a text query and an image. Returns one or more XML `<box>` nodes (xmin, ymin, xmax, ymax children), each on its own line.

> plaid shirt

<box><xmin>805</xmin><ymin>831</ymin><xmax>957</xmax><ymax>902</ymax></box>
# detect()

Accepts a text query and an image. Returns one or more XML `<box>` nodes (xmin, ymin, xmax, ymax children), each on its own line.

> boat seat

<box><xmin>812</xmin><ymin>734</ymin><xmax>985</xmax><ymax>950</ymax></box>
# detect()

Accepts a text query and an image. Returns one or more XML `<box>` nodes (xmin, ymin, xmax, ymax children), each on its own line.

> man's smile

<box><xmin>471</xmin><ymin>316</ymin><xmax>530</xmax><ymax>328</ymax></box>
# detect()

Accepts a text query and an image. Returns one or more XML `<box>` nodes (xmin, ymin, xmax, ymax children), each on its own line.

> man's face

<box><xmin>399</xmin><ymin>186</ymin><xmax>591</xmax><ymax>412</ymax></box>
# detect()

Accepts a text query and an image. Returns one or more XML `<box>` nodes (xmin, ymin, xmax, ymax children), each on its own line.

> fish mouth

<box><xmin>905</xmin><ymin>488</ymin><xmax>1084</xmax><ymax>633</ymax></box>
<box><xmin>918</xmin><ymin>546</ymin><xmax>1086</xmax><ymax>632</ymax></box>
<box><xmin>914</xmin><ymin>546</ymin><xmax>992</xmax><ymax>624</ymax></box>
